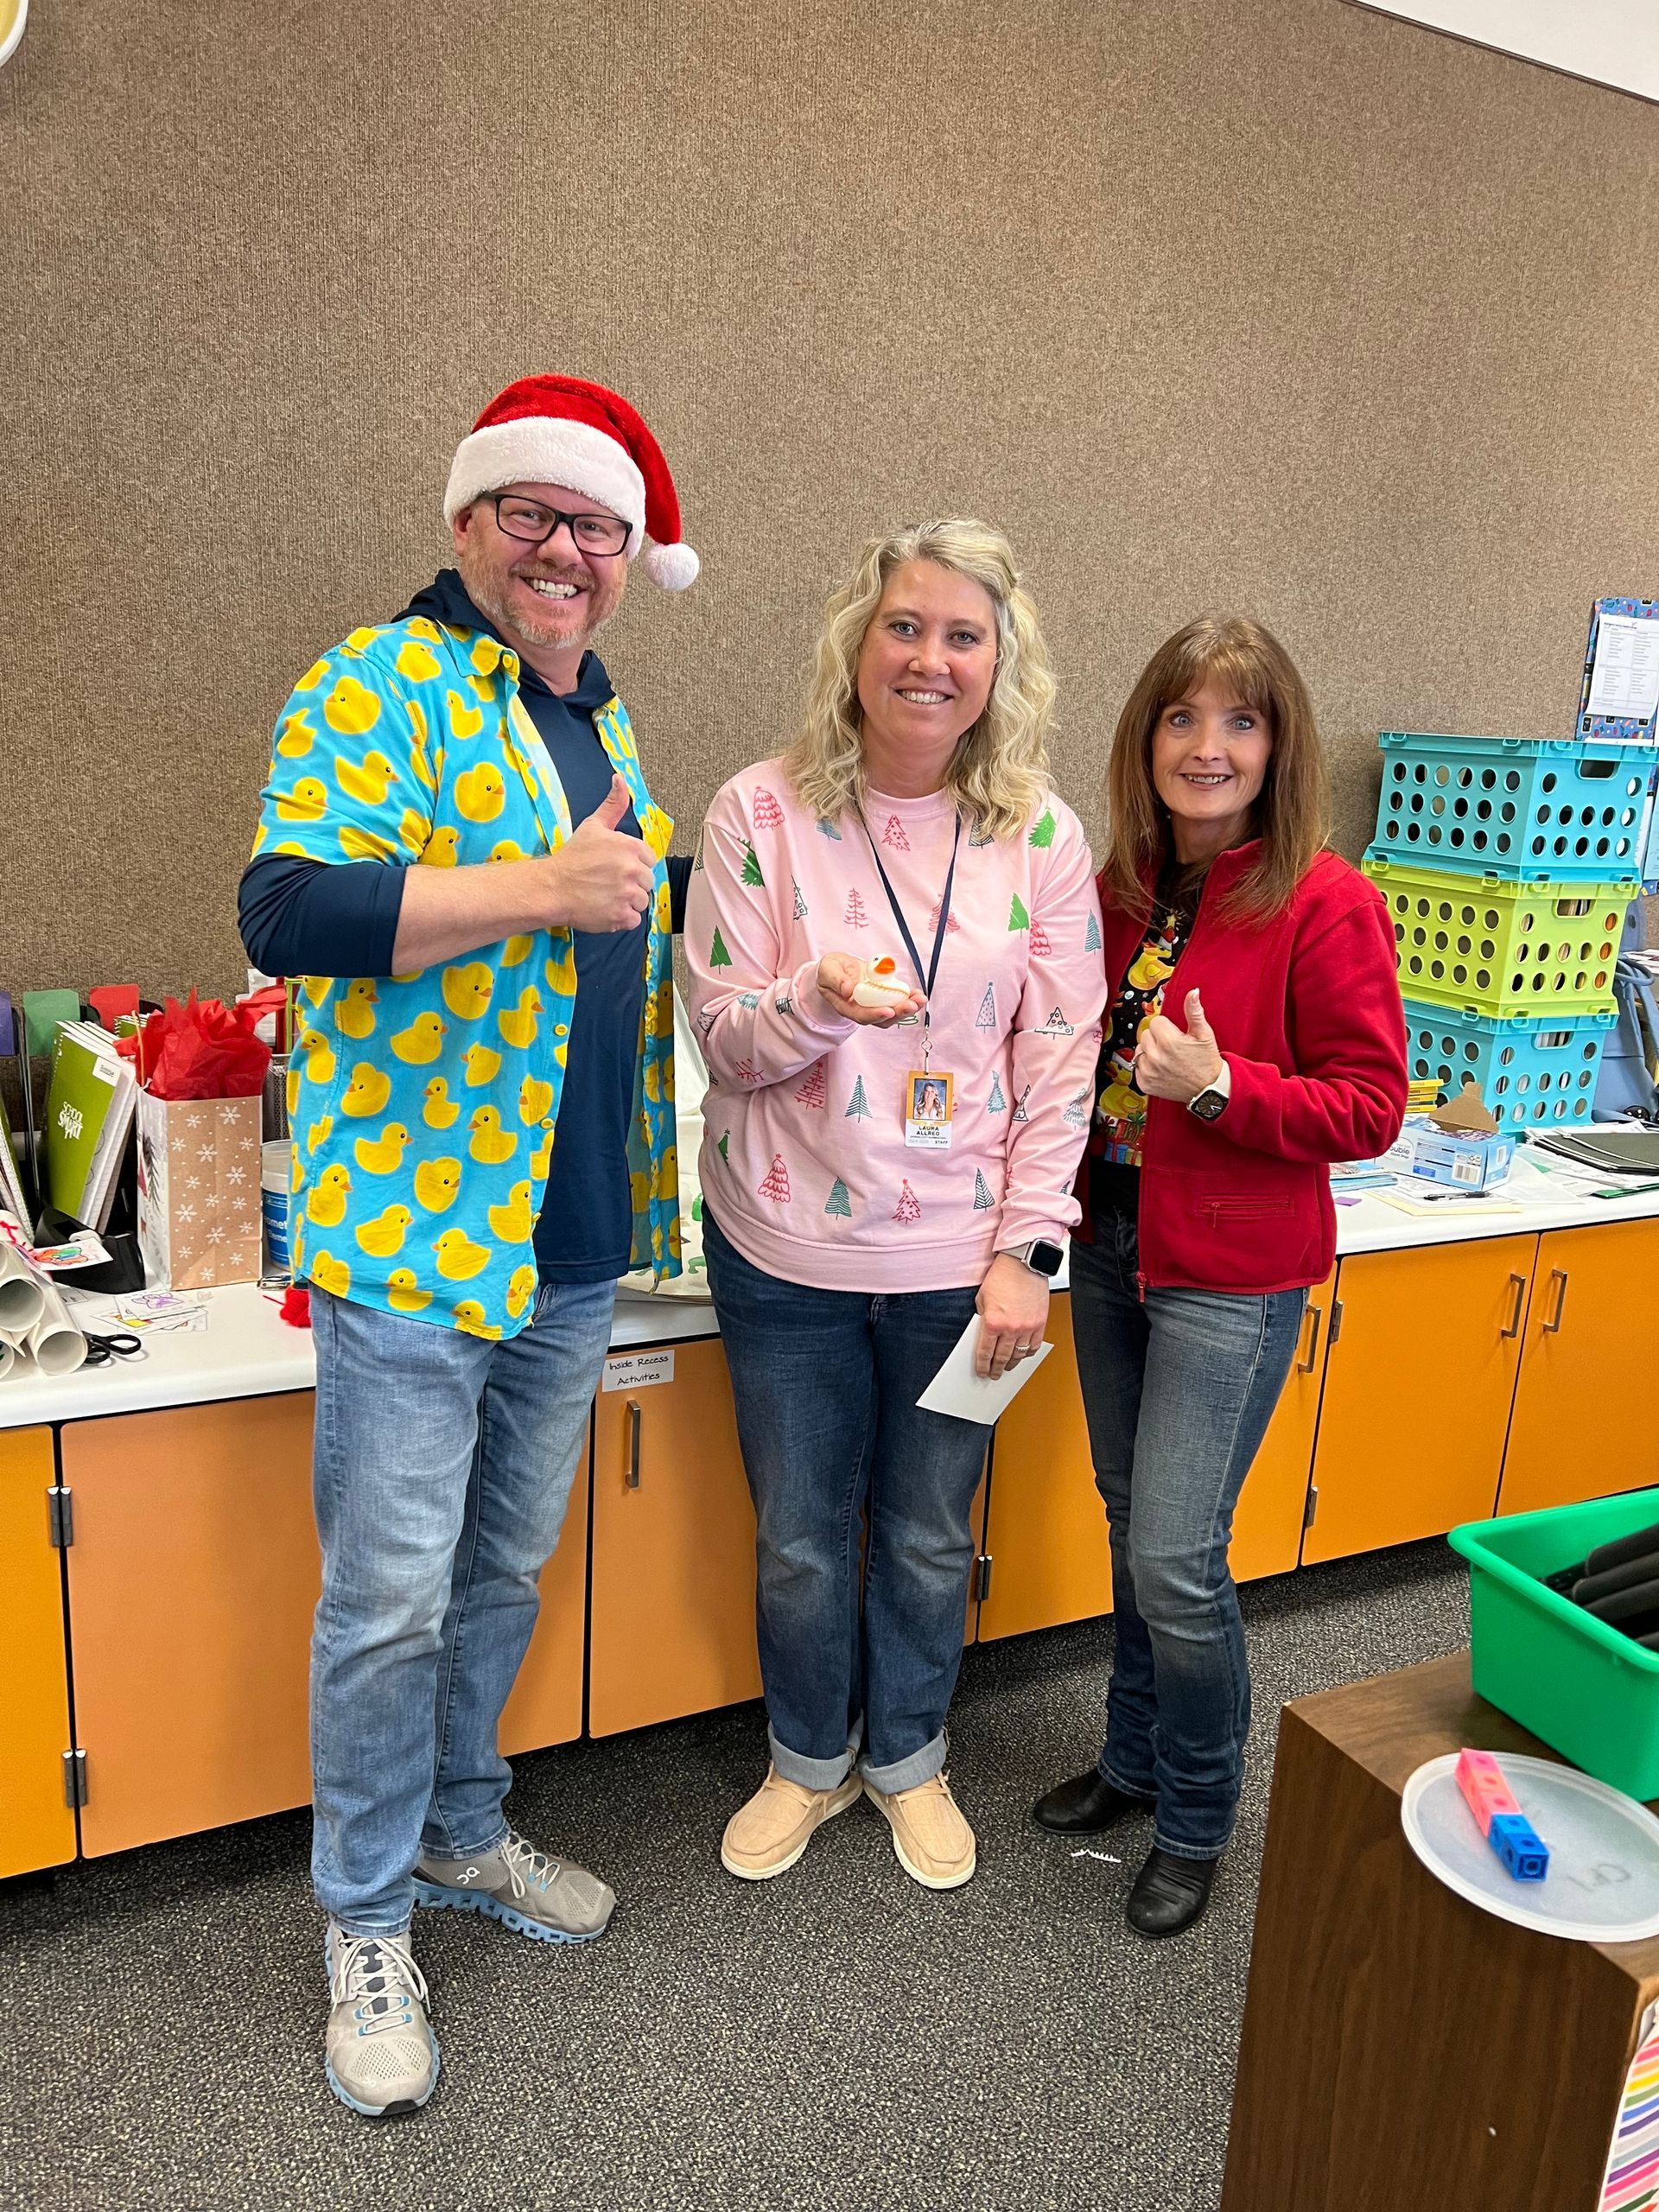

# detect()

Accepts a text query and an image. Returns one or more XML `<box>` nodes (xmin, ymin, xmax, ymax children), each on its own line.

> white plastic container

<box><xmin>261</xmin><ymin>1140</ymin><xmax>291</xmax><ymax>1273</ymax></box>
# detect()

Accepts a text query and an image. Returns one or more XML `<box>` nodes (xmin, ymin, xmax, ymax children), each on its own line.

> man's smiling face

<box><xmin>452</xmin><ymin>481</ymin><xmax>630</xmax><ymax>662</ymax></box>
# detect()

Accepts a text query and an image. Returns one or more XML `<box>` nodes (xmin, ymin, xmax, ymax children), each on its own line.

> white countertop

<box><xmin>3</xmin><ymin>1144</ymin><xmax>1654</xmax><ymax>1431</ymax></box>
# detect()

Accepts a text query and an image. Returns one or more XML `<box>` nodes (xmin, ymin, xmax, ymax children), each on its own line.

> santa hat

<box><xmin>443</xmin><ymin>374</ymin><xmax>699</xmax><ymax>591</ymax></box>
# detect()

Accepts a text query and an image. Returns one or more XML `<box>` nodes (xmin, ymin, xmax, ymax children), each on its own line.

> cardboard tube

<box><xmin>25</xmin><ymin>1271</ymin><xmax>85</xmax><ymax>1377</ymax></box>
<box><xmin>0</xmin><ymin>1334</ymin><xmax>15</xmax><ymax>1382</ymax></box>
<box><xmin>0</xmin><ymin>1235</ymin><xmax>45</xmax><ymax>1335</ymax></box>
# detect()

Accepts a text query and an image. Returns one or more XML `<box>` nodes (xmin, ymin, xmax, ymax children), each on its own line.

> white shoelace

<box><xmin>499</xmin><ymin>1831</ymin><xmax>563</xmax><ymax>1901</ymax></box>
<box><xmin>329</xmin><ymin>1933</ymin><xmax>429</xmax><ymax>2035</ymax></box>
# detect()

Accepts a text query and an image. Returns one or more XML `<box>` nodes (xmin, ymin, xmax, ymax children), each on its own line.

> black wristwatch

<box><xmin>1004</xmin><ymin>1238</ymin><xmax>1065</xmax><ymax>1277</ymax></box>
<box><xmin>1187</xmin><ymin>1060</ymin><xmax>1232</xmax><ymax>1123</ymax></box>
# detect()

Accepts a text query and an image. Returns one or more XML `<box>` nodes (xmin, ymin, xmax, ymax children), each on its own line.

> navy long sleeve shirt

<box><xmin>239</xmin><ymin>571</ymin><xmax>689</xmax><ymax>1284</ymax></box>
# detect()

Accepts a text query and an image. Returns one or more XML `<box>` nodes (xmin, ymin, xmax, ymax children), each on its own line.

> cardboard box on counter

<box><xmin>1388</xmin><ymin>1083</ymin><xmax>1516</xmax><ymax>1193</ymax></box>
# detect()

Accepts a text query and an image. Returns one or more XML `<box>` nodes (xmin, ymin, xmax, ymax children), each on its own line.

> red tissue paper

<box><xmin>121</xmin><ymin>992</ymin><xmax>272</xmax><ymax>1100</ymax></box>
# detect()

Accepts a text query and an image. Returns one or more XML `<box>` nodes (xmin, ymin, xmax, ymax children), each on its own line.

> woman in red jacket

<box><xmin>1033</xmin><ymin>615</ymin><xmax>1407</xmax><ymax>1937</ymax></box>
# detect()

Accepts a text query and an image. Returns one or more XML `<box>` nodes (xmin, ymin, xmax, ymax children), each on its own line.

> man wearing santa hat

<box><xmin>240</xmin><ymin>376</ymin><xmax>696</xmax><ymax>2117</ymax></box>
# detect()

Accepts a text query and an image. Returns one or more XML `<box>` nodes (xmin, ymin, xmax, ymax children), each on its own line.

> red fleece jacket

<box><xmin>1074</xmin><ymin>843</ymin><xmax>1408</xmax><ymax>1293</ymax></box>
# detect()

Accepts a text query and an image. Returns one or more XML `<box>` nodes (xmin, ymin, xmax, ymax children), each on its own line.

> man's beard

<box><xmin>465</xmin><ymin>555</ymin><xmax>609</xmax><ymax>653</ymax></box>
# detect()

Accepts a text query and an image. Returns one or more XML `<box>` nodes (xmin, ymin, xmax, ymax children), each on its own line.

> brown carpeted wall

<box><xmin>2</xmin><ymin>0</ymin><xmax>1656</xmax><ymax>997</ymax></box>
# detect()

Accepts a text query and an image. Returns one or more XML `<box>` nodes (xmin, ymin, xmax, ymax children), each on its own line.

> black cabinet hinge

<box><xmin>1303</xmin><ymin>1485</ymin><xmax>1319</xmax><ymax>1530</ymax></box>
<box><xmin>62</xmin><ymin>1750</ymin><xmax>87</xmax><ymax>1808</ymax></box>
<box><xmin>47</xmin><ymin>1487</ymin><xmax>73</xmax><ymax>1548</ymax></box>
<box><xmin>974</xmin><ymin>1555</ymin><xmax>994</xmax><ymax>1601</ymax></box>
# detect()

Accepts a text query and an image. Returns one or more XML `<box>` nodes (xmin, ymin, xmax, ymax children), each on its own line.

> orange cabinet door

<box><xmin>1231</xmin><ymin>1272</ymin><xmax>1335</xmax><ymax>1583</ymax></box>
<box><xmin>1302</xmin><ymin>1236</ymin><xmax>1536</xmax><ymax>1564</ymax></box>
<box><xmin>62</xmin><ymin>1395</ymin><xmax>321</xmax><ymax>1856</ymax></box>
<box><xmin>1499</xmin><ymin>1218</ymin><xmax>1659</xmax><ymax>1518</ymax></box>
<box><xmin>0</xmin><ymin>1427</ymin><xmax>76</xmax><ymax>1878</ymax></box>
<box><xmin>588</xmin><ymin>1341</ymin><xmax>764</xmax><ymax>1736</ymax></box>
<box><xmin>62</xmin><ymin>1392</ymin><xmax>590</xmax><ymax>1856</ymax></box>
<box><xmin>978</xmin><ymin>1294</ymin><xmax>1111</xmax><ymax>1641</ymax></box>
<box><xmin>979</xmin><ymin>1275</ymin><xmax>1332</xmax><ymax>1643</ymax></box>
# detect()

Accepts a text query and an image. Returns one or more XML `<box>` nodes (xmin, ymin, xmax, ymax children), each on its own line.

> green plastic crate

<box><xmin>1449</xmin><ymin>1487</ymin><xmax>1659</xmax><ymax>1800</ymax></box>
<box><xmin>1364</xmin><ymin>855</ymin><xmax>1633</xmax><ymax>1020</ymax></box>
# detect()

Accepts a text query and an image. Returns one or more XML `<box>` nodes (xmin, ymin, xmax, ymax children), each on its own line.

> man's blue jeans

<box><xmin>1069</xmin><ymin>1204</ymin><xmax>1306</xmax><ymax>1859</ymax></box>
<box><xmin>308</xmin><ymin>1280</ymin><xmax>616</xmax><ymax>1935</ymax></box>
<box><xmin>703</xmin><ymin>1212</ymin><xmax>988</xmax><ymax>1795</ymax></box>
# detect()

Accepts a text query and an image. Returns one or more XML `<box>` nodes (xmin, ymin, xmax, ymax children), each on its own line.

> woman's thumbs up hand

<box><xmin>1134</xmin><ymin>988</ymin><xmax>1225</xmax><ymax>1103</ymax></box>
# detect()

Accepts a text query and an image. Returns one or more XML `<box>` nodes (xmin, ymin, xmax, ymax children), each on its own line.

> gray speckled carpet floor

<box><xmin>0</xmin><ymin>1541</ymin><xmax>1467</xmax><ymax>2212</ymax></box>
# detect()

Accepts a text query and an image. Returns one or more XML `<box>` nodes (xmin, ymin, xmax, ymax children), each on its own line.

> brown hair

<box><xmin>1099</xmin><ymin>614</ymin><xmax>1331</xmax><ymax>923</ymax></box>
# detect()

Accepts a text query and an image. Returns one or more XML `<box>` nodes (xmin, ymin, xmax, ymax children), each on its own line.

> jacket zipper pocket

<box><xmin>1193</xmin><ymin>1195</ymin><xmax>1295</xmax><ymax>1226</ymax></box>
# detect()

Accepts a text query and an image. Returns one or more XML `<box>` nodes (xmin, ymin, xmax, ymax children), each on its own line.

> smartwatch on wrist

<box><xmin>1187</xmin><ymin>1058</ymin><xmax>1232</xmax><ymax>1123</ymax></box>
<box><xmin>1004</xmin><ymin>1238</ymin><xmax>1065</xmax><ymax>1278</ymax></box>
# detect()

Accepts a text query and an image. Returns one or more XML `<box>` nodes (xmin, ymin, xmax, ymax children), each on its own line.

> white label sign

<box><xmin>1588</xmin><ymin>613</ymin><xmax>1659</xmax><ymax>721</ymax></box>
<box><xmin>602</xmin><ymin>1348</ymin><xmax>675</xmax><ymax>1392</ymax></box>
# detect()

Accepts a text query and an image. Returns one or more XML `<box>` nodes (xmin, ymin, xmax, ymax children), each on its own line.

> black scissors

<box><xmin>82</xmin><ymin>1328</ymin><xmax>145</xmax><ymax>1367</ymax></box>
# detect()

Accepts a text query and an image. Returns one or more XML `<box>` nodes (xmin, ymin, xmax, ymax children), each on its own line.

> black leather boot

<box><xmin>1125</xmin><ymin>1845</ymin><xmax>1219</xmax><ymax>1936</ymax></box>
<box><xmin>1031</xmin><ymin>1769</ymin><xmax>1154</xmax><ymax>1834</ymax></box>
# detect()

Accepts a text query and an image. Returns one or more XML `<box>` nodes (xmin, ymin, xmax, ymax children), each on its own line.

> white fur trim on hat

<box><xmin>442</xmin><ymin>417</ymin><xmax>647</xmax><ymax>550</ymax></box>
<box><xmin>640</xmin><ymin>537</ymin><xmax>701</xmax><ymax>591</ymax></box>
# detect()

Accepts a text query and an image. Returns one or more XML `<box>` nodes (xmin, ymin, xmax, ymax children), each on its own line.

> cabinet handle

<box><xmin>1297</xmin><ymin>1303</ymin><xmax>1323</xmax><ymax>1375</ymax></box>
<box><xmin>625</xmin><ymin>1399</ymin><xmax>642</xmax><ymax>1488</ymax></box>
<box><xmin>1500</xmin><ymin>1272</ymin><xmax>1527</xmax><ymax>1339</ymax></box>
<box><xmin>1541</xmin><ymin>1269</ymin><xmax>1568</xmax><ymax>1335</ymax></box>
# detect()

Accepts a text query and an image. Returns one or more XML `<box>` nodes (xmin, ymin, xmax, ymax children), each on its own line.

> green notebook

<box><xmin>42</xmin><ymin>1022</ymin><xmax>137</xmax><ymax>1230</ymax></box>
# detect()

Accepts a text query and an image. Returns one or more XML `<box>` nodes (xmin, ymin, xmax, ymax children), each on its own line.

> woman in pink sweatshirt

<box><xmin>685</xmin><ymin>519</ymin><xmax>1106</xmax><ymax>1892</ymax></box>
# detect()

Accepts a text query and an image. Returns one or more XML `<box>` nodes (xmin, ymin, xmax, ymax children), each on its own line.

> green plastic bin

<box><xmin>1449</xmin><ymin>1487</ymin><xmax>1659</xmax><ymax>1801</ymax></box>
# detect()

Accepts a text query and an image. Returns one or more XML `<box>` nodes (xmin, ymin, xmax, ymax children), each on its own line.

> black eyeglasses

<box><xmin>486</xmin><ymin>493</ymin><xmax>632</xmax><ymax>558</ymax></box>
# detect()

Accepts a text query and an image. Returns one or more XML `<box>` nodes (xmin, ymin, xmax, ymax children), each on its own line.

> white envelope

<box><xmin>916</xmin><ymin>1314</ymin><xmax>1053</xmax><ymax>1426</ymax></box>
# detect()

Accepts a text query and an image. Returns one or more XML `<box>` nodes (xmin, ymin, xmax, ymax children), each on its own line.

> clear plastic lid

<box><xmin>1401</xmin><ymin>1752</ymin><xmax>1659</xmax><ymax>1942</ymax></box>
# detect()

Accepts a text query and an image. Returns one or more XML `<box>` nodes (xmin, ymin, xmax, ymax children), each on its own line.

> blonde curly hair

<box><xmin>784</xmin><ymin>519</ymin><xmax>1054</xmax><ymax>843</ymax></box>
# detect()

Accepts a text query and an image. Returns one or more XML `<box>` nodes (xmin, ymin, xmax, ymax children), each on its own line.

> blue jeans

<box><xmin>703</xmin><ymin>1211</ymin><xmax>989</xmax><ymax>1794</ymax></box>
<box><xmin>1069</xmin><ymin>1204</ymin><xmax>1306</xmax><ymax>1859</ymax></box>
<box><xmin>308</xmin><ymin>1280</ymin><xmax>616</xmax><ymax>1935</ymax></box>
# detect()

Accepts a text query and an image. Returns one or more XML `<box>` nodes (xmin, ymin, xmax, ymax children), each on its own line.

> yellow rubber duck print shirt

<box><xmin>252</xmin><ymin>615</ymin><xmax>680</xmax><ymax>1337</ymax></box>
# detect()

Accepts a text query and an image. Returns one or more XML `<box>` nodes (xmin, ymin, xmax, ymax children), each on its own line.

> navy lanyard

<box><xmin>856</xmin><ymin>808</ymin><xmax>963</xmax><ymax>1007</ymax></box>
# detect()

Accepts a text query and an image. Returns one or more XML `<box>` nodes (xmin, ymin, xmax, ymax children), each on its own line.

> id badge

<box><xmin>905</xmin><ymin>1069</ymin><xmax>955</xmax><ymax>1149</ymax></box>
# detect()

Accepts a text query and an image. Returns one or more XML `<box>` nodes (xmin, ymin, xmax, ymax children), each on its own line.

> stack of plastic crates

<box><xmin>1363</xmin><ymin>734</ymin><xmax>1651</xmax><ymax>1133</ymax></box>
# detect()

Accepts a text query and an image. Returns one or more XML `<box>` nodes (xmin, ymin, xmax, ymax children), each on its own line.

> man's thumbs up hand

<box><xmin>1134</xmin><ymin>986</ymin><xmax>1225</xmax><ymax>1104</ymax></box>
<box><xmin>580</xmin><ymin>772</ymin><xmax>634</xmax><ymax>837</ymax></box>
<box><xmin>543</xmin><ymin>773</ymin><xmax>655</xmax><ymax>933</ymax></box>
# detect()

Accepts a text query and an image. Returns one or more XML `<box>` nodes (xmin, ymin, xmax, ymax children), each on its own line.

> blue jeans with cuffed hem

<box><xmin>1069</xmin><ymin>1203</ymin><xmax>1305</xmax><ymax>1860</ymax></box>
<box><xmin>703</xmin><ymin>1211</ymin><xmax>988</xmax><ymax>1797</ymax></box>
<box><xmin>308</xmin><ymin>1279</ymin><xmax>615</xmax><ymax>1936</ymax></box>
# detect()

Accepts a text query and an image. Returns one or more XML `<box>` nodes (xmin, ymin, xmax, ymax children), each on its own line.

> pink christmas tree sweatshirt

<box><xmin>683</xmin><ymin>760</ymin><xmax>1108</xmax><ymax>1292</ymax></box>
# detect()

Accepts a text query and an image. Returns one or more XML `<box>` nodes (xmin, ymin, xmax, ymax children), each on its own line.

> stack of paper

<box><xmin>42</xmin><ymin>1022</ymin><xmax>137</xmax><ymax>1232</ymax></box>
<box><xmin>1331</xmin><ymin>1160</ymin><xmax>1395</xmax><ymax>1192</ymax></box>
<box><xmin>1535</xmin><ymin>1128</ymin><xmax>1659</xmax><ymax>1179</ymax></box>
<box><xmin>0</xmin><ymin>1090</ymin><xmax>29</xmax><ymax>1226</ymax></box>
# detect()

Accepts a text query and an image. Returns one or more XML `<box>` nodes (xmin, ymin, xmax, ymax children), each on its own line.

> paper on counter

<box><xmin>917</xmin><ymin>1314</ymin><xmax>1052</xmax><ymax>1426</ymax></box>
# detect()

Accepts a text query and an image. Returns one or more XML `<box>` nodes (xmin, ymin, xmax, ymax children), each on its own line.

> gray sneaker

<box><xmin>412</xmin><ymin>1828</ymin><xmax>615</xmax><ymax>1944</ymax></box>
<box><xmin>324</xmin><ymin>1927</ymin><xmax>438</xmax><ymax>2118</ymax></box>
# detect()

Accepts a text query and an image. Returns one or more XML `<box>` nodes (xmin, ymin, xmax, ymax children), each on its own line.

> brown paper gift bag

<box><xmin>136</xmin><ymin>1090</ymin><xmax>264</xmax><ymax>1289</ymax></box>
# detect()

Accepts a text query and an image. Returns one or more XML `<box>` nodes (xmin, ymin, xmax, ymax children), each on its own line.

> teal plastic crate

<box><xmin>1402</xmin><ymin>1000</ymin><xmax>1614</xmax><ymax>1128</ymax></box>
<box><xmin>1373</xmin><ymin>734</ymin><xmax>1649</xmax><ymax>884</ymax></box>
<box><xmin>1450</xmin><ymin>1488</ymin><xmax>1659</xmax><ymax>1800</ymax></box>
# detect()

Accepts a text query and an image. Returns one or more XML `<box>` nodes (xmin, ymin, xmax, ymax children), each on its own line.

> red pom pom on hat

<box><xmin>444</xmin><ymin>374</ymin><xmax>698</xmax><ymax>590</ymax></box>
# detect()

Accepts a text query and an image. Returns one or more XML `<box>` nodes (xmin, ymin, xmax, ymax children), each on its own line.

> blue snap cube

<box><xmin>1488</xmin><ymin>1812</ymin><xmax>1549</xmax><ymax>1882</ymax></box>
